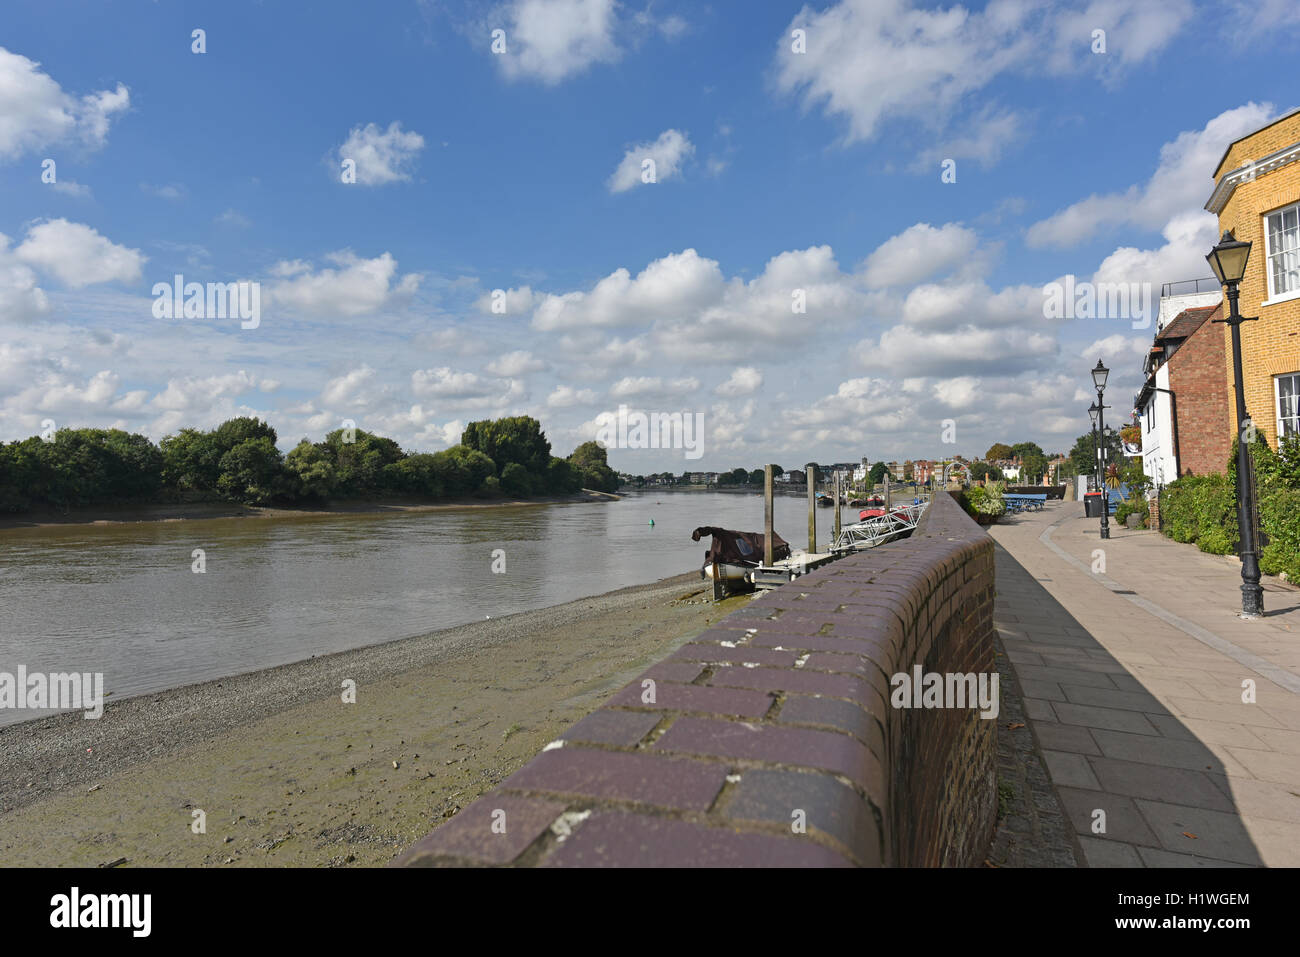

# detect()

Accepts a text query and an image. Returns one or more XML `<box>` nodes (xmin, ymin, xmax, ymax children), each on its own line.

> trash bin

<box><xmin>1084</xmin><ymin>492</ymin><xmax>1104</xmax><ymax>518</ymax></box>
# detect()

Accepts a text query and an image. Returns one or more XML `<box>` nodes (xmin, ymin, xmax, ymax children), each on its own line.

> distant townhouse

<box><xmin>1135</xmin><ymin>300</ymin><xmax>1232</xmax><ymax>485</ymax></box>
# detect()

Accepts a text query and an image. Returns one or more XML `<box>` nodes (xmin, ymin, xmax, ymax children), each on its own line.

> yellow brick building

<box><xmin>1206</xmin><ymin>108</ymin><xmax>1300</xmax><ymax>449</ymax></box>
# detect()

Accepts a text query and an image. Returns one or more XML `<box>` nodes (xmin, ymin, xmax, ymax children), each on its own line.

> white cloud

<box><xmin>608</xmin><ymin>376</ymin><xmax>699</xmax><ymax>399</ymax></box>
<box><xmin>0</xmin><ymin>47</ymin><xmax>129</xmax><ymax>160</ymax></box>
<box><xmin>486</xmin><ymin>350</ymin><xmax>547</xmax><ymax>376</ymax></box>
<box><xmin>474</xmin><ymin>285</ymin><xmax>538</xmax><ymax>315</ymax></box>
<box><xmin>266</xmin><ymin>251</ymin><xmax>420</xmax><ymax>316</ymax></box>
<box><xmin>547</xmin><ymin>384</ymin><xmax>597</xmax><ymax>407</ymax></box>
<box><xmin>411</xmin><ymin>367</ymin><xmax>522</xmax><ymax>407</ymax></box>
<box><xmin>14</xmin><ymin>219</ymin><xmax>145</xmax><ymax>288</ymax></box>
<box><xmin>773</xmin><ymin>0</ymin><xmax>1190</xmax><ymax>155</ymax></box>
<box><xmin>1090</xmin><ymin>210</ymin><xmax>1220</xmax><ymax>293</ymax></box>
<box><xmin>0</xmin><ymin>233</ymin><xmax>51</xmax><ymax>321</ymax></box>
<box><xmin>715</xmin><ymin>367</ymin><xmax>763</xmax><ymax>397</ymax></box>
<box><xmin>859</xmin><ymin>325</ymin><xmax>1057</xmax><ymax>378</ymax></box>
<box><xmin>321</xmin><ymin>366</ymin><xmax>384</xmax><ymax>408</ymax></box>
<box><xmin>216</xmin><ymin>209</ymin><xmax>251</xmax><ymax>228</ymax></box>
<box><xmin>1027</xmin><ymin>102</ymin><xmax>1276</xmax><ymax>247</ymax></box>
<box><xmin>932</xmin><ymin>376</ymin><xmax>981</xmax><ymax>408</ymax></box>
<box><xmin>140</xmin><ymin>182</ymin><xmax>185</xmax><ymax>201</ymax></box>
<box><xmin>493</xmin><ymin>0</ymin><xmax>621</xmax><ymax>84</ymax></box>
<box><xmin>607</xmin><ymin>129</ymin><xmax>693</xmax><ymax>193</ymax></box>
<box><xmin>334</xmin><ymin>121</ymin><xmax>425</xmax><ymax>185</ymax></box>
<box><xmin>533</xmin><ymin>248</ymin><xmax>723</xmax><ymax>330</ymax></box>
<box><xmin>1080</xmin><ymin>334</ymin><xmax>1148</xmax><ymax>364</ymax></box>
<box><xmin>862</xmin><ymin>222</ymin><xmax>979</xmax><ymax>288</ymax></box>
<box><xmin>51</xmin><ymin>180</ymin><xmax>91</xmax><ymax>198</ymax></box>
<box><xmin>152</xmin><ymin>371</ymin><xmax>262</xmax><ymax>412</ymax></box>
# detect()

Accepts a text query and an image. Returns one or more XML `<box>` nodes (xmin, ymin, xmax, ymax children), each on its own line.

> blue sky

<box><xmin>2</xmin><ymin>0</ymin><xmax>1299</xmax><ymax>472</ymax></box>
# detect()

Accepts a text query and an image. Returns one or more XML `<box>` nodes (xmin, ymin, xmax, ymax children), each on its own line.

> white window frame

<box><xmin>1263</xmin><ymin>201</ymin><xmax>1300</xmax><ymax>305</ymax></box>
<box><xmin>1277</xmin><ymin>372</ymin><xmax>1300</xmax><ymax>438</ymax></box>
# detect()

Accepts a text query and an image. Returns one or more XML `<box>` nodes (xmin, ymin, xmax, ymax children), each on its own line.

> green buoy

<box><xmin>648</xmin><ymin>519</ymin><xmax>655</xmax><ymax>526</ymax></box>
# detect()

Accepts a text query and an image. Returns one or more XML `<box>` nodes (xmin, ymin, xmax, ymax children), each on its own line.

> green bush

<box><xmin>1113</xmin><ymin>498</ymin><xmax>1147</xmax><ymax>527</ymax></box>
<box><xmin>1160</xmin><ymin>432</ymin><xmax>1300</xmax><ymax>578</ymax></box>
<box><xmin>1259</xmin><ymin>486</ymin><xmax>1300</xmax><ymax>580</ymax></box>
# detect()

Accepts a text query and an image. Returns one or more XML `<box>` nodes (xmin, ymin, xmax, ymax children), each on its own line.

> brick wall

<box><xmin>1216</xmin><ymin>111</ymin><xmax>1300</xmax><ymax>448</ymax></box>
<box><xmin>1169</xmin><ymin>308</ymin><xmax>1233</xmax><ymax>476</ymax></box>
<box><xmin>394</xmin><ymin>491</ymin><xmax>998</xmax><ymax>867</ymax></box>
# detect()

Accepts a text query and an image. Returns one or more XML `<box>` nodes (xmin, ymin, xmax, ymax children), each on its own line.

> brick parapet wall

<box><xmin>395</xmin><ymin>491</ymin><xmax>997</xmax><ymax>867</ymax></box>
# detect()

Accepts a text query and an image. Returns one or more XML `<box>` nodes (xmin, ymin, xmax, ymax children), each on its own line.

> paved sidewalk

<box><xmin>989</xmin><ymin>502</ymin><xmax>1300</xmax><ymax>867</ymax></box>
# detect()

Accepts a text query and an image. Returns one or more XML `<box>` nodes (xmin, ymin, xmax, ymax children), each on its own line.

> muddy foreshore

<box><xmin>0</xmin><ymin>570</ymin><xmax>745</xmax><ymax>867</ymax></box>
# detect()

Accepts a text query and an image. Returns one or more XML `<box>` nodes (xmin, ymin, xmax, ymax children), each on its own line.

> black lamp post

<box><xmin>1092</xmin><ymin>362</ymin><xmax>1110</xmax><ymax>539</ymax></box>
<box><xmin>1088</xmin><ymin>402</ymin><xmax>1099</xmax><ymax>493</ymax></box>
<box><xmin>1207</xmin><ymin>230</ymin><xmax>1264</xmax><ymax>618</ymax></box>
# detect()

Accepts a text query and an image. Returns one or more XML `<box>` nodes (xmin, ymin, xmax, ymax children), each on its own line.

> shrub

<box><xmin>1259</xmin><ymin>487</ymin><xmax>1300</xmax><ymax>580</ymax></box>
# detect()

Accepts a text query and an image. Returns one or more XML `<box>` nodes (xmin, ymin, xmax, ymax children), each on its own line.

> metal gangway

<box><xmin>830</xmin><ymin>500</ymin><xmax>928</xmax><ymax>553</ymax></box>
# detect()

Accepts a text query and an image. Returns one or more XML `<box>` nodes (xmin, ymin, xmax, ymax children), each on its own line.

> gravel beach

<box><xmin>0</xmin><ymin>570</ymin><xmax>745</xmax><ymax>867</ymax></box>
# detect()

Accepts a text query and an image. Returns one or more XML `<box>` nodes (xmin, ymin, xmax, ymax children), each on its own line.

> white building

<box><xmin>1135</xmin><ymin>280</ymin><xmax>1222</xmax><ymax>492</ymax></box>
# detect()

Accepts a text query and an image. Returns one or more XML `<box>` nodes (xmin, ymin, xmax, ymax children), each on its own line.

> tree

<box><xmin>868</xmin><ymin>462</ymin><xmax>889</xmax><ymax>485</ymax></box>
<box><xmin>285</xmin><ymin>440</ymin><xmax>338</xmax><ymax>500</ymax></box>
<box><xmin>161</xmin><ymin>427</ymin><xmax>225</xmax><ymax>493</ymax></box>
<box><xmin>986</xmin><ymin>443</ymin><xmax>1014</xmax><ymax>461</ymax></box>
<box><xmin>1068</xmin><ymin>431</ymin><xmax>1122</xmax><ymax>478</ymax></box>
<box><xmin>501</xmin><ymin>462</ymin><xmax>534</xmax><ymax>497</ymax></box>
<box><xmin>1020</xmin><ymin>451</ymin><xmax>1049</xmax><ymax>484</ymax></box>
<box><xmin>216</xmin><ymin>437</ymin><xmax>283</xmax><ymax>504</ymax></box>
<box><xmin>434</xmin><ymin>445</ymin><xmax>496</xmax><ymax>495</ymax></box>
<box><xmin>381</xmin><ymin>453</ymin><xmax>442</xmax><ymax>499</ymax></box>
<box><xmin>462</xmin><ymin>417</ymin><xmax>552</xmax><ymax>480</ymax></box>
<box><xmin>324</xmin><ymin>428</ymin><xmax>404</xmax><ymax>496</ymax></box>
<box><xmin>567</xmin><ymin>441</ymin><xmax>617</xmax><ymax>492</ymax></box>
<box><xmin>1011</xmin><ymin>441</ymin><xmax>1045</xmax><ymax>462</ymax></box>
<box><xmin>545</xmin><ymin>456</ymin><xmax>583</xmax><ymax>494</ymax></box>
<box><xmin>748</xmin><ymin>469</ymin><xmax>764</xmax><ymax>485</ymax></box>
<box><xmin>970</xmin><ymin>462</ymin><xmax>1004</xmax><ymax>483</ymax></box>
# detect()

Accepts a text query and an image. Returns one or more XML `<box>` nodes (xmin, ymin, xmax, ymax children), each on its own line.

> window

<box><xmin>1146</xmin><ymin>401</ymin><xmax>1153</xmax><ymax>430</ymax></box>
<box><xmin>1278</xmin><ymin>373</ymin><xmax>1300</xmax><ymax>438</ymax></box>
<box><xmin>1265</xmin><ymin>202</ymin><xmax>1300</xmax><ymax>299</ymax></box>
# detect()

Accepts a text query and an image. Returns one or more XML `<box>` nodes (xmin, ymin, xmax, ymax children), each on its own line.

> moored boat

<box><xmin>691</xmin><ymin>526</ymin><xmax>791</xmax><ymax>595</ymax></box>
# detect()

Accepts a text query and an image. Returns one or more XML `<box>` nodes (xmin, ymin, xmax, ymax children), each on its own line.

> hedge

<box><xmin>1159</xmin><ymin>433</ymin><xmax>1300</xmax><ymax>577</ymax></box>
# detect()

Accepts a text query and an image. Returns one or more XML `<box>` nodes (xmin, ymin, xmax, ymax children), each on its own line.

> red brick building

<box><xmin>1136</xmin><ymin>303</ymin><xmax>1233</xmax><ymax>482</ymax></box>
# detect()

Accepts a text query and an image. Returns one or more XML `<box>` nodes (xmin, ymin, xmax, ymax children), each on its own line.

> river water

<box><xmin>0</xmin><ymin>491</ymin><xmax>889</xmax><ymax>724</ymax></box>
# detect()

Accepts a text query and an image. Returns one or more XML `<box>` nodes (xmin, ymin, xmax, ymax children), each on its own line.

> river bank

<box><xmin>0</xmin><ymin>490</ymin><xmax>619</xmax><ymax>530</ymax></box>
<box><xmin>0</xmin><ymin>570</ymin><xmax>743</xmax><ymax>867</ymax></box>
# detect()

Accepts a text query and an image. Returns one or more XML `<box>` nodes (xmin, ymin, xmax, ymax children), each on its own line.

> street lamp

<box><xmin>1207</xmin><ymin>229</ymin><xmax>1264</xmax><ymax>618</ymax></box>
<box><xmin>1088</xmin><ymin>402</ymin><xmax>1100</xmax><ymax>493</ymax></box>
<box><xmin>1091</xmin><ymin>364</ymin><xmax>1110</xmax><ymax>539</ymax></box>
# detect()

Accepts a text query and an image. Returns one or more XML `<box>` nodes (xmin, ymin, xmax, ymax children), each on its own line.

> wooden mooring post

<box><xmin>764</xmin><ymin>464</ymin><xmax>775</xmax><ymax>566</ymax></box>
<box><xmin>833</xmin><ymin>472</ymin><xmax>842</xmax><ymax>543</ymax></box>
<box><xmin>806</xmin><ymin>464</ymin><xmax>817</xmax><ymax>553</ymax></box>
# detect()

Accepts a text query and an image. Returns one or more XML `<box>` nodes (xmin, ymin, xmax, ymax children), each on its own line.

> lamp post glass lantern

<box><xmin>1206</xmin><ymin>230</ymin><xmax>1265</xmax><ymax>618</ymax></box>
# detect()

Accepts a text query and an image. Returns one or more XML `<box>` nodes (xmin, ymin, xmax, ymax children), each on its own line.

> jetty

<box><xmin>714</xmin><ymin>463</ymin><xmax>930</xmax><ymax>595</ymax></box>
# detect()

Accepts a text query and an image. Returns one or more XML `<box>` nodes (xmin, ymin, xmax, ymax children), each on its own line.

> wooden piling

<box><xmin>764</xmin><ymin>464</ymin><xmax>775</xmax><ymax>566</ymax></box>
<box><xmin>806</xmin><ymin>464</ymin><xmax>816</xmax><ymax>553</ymax></box>
<box><xmin>833</xmin><ymin>472</ymin><xmax>842</xmax><ymax>543</ymax></box>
